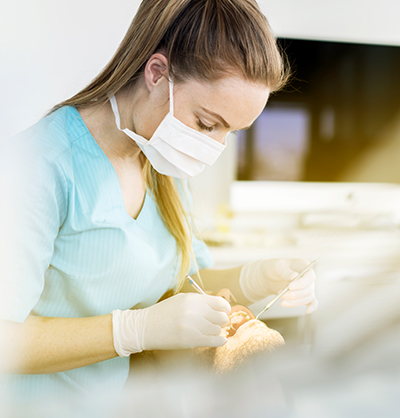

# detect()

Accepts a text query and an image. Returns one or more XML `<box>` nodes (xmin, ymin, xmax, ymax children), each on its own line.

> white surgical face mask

<box><xmin>109</xmin><ymin>81</ymin><xmax>227</xmax><ymax>178</ymax></box>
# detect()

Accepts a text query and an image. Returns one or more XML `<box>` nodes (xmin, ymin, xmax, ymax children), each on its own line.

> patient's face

<box><xmin>209</xmin><ymin>292</ymin><xmax>285</xmax><ymax>373</ymax></box>
<box><xmin>213</xmin><ymin>314</ymin><xmax>285</xmax><ymax>373</ymax></box>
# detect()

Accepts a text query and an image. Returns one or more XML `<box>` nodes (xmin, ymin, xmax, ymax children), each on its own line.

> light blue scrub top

<box><xmin>0</xmin><ymin>106</ymin><xmax>213</xmax><ymax>400</ymax></box>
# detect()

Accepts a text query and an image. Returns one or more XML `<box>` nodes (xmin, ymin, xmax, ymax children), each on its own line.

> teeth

<box><xmin>226</xmin><ymin>326</ymin><xmax>230</xmax><ymax>330</ymax></box>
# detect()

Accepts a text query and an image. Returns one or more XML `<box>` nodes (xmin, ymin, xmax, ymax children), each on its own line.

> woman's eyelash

<box><xmin>197</xmin><ymin>119</ymin><xmax>215</xmax><ymax>132</ymax></box>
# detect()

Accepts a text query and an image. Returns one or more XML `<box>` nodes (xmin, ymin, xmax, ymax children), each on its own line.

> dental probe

<box><xmin>255</xmin><ymin>256</ymin><xmax>321</xmax><ymax>320</ymax></box>
<box><xmin>186</xmin><ymin>275</ymin><xmax>207</xmax><ymax>295</ymax></box>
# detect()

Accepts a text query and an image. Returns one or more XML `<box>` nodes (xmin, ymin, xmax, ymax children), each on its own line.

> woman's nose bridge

<box><xmin>210</xmin><ymin>130</ymin><xmax>229</xmax><ymax>145</ymax></box>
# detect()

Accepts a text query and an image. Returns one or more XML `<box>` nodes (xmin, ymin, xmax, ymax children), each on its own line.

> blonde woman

<box><xmin>0</xmin><ymin>0</ymin><xmax>317</xmax><ymax>400</ymax></box>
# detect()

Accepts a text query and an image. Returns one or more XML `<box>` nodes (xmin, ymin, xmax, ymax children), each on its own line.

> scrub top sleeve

<box><xmin>0</xmin><ymin>138</ymin><xmax>68</xmax><ymax>323</ymax></box>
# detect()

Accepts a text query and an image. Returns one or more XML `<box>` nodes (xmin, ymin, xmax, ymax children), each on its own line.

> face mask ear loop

<box><xmin>169</xmin><ymin>80</ymin><xmax>174</xmax><ymax>116</ymax></box>
<box><xmin>109</xmin><ymin>96</ymin><xmax>123</xmax><ymax>131</ymax></box>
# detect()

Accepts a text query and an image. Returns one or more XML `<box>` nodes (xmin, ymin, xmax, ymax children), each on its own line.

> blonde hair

<box><xmin>50</xmin><ymin>0</ymin><xmax>290</xmax><ymax>292</ymax></box>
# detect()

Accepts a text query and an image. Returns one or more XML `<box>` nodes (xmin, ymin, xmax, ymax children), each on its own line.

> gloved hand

<box><xmin>112</xmin><ymin>293</ymin><xmax>231</xmax><ymax>357</ymax></box>
<box><xmin>239</xmin><ymin>258</ymin><xmax>318</xmax><ymax>314</ymax></box>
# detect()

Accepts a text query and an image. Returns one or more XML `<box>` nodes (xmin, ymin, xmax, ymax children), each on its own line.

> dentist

<box><xmin>0</xmin><ymin>0</ymin><xmax>317</xmax><ymax>399</ymax></box>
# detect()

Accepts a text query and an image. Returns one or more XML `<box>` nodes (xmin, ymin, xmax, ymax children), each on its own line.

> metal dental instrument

<box><xmin>255</xmin><ymin>255</ymin><xmax>322</xmax><ymax>320</ymax></box>
<box><xmin>186</xmin><ymin>275</ymin><xmax>207</xmax><ymax>295</ymax></box>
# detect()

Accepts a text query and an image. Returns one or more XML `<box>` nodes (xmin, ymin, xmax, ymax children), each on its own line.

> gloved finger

<box><xmin>196</xmin><ymin>316</ymin><xmax>223</xmax><ymax>336</ymax></box>
<box><xmin>201</xmin><ymin>335</ymin><xmax>228</xmax><ymax>348</ymax></box>
<box><xmin>289</xmin><ymin>258</ymin><xmax>310</xmax><ymax>272</ymax></box>
<box><xmin>273</xmin><ymin>259</ymin><xmax>299</xmax><ymax>282</ymax></box>
<box><xmin>281</xmin><ymin>293</ymin><xmax>316</xmax><ymax>308</ymax></box>
<box><xmin>205</xmin><ymin>295</ymin><xmax>231</xmax><ymax>315</ymax></box>
<box><xmin>288</xmin><ymin>270</ymin><xmax>316</xmax><ymax>290</ymax></box>
<box><xmin>203</xmin><ymin>307</ymin><xmax>230</xmax><ymax>327</ymax></box>
<box><xmin>281</xmin><ymin>286</ymin><xmax>314</xmax><ymax>301</ymax></box>
<box><xmin>306</xmin><ymin>298</ymin><xmax>319</xmax><ymax>314</ymax></box>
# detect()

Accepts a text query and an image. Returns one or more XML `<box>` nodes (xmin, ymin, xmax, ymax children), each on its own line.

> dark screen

<box><xmin>237</xmin><ymin>39</ymin><xmax>400</xmax><ymax>182</ymax></box>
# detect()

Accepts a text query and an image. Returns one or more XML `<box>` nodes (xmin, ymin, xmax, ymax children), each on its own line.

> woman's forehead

<box><xmin>177</xmin><ymin>76</ymin><xmax>270</xmax><ymax>130</ymax></box>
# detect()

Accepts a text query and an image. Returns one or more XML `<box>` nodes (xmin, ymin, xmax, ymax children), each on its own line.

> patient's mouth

<box><xmin>226</xmin><ymin>305</ymin><xmax>255</xmax><ymax>337</ymax></box>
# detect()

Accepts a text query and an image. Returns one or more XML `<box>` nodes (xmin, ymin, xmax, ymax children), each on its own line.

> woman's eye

<box><xmin>197</xmin><ymin>119</ymin><xmax>215</xmax><ymax>132</ymax></box>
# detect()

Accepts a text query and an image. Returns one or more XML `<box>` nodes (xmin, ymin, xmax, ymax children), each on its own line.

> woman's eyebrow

<box><xmin>200</xmin><ymin>107</ymin><xmax>252</xmax><ymax>131</ymax></box>
<box><xmin>200</xmin><ymin>107</ymin><xmax>230</xmax><ymax>129</ymax></box>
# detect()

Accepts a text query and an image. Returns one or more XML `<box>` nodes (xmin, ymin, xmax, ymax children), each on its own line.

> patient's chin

<box><xmin>212</xmin><ymin>318</ymin><xmax>285</xmax><ymax>373</ymax></box>
<box><xmin>208</xmin><ymin>304</ymin><xmax>285</xmax><ymax>373</ymax></box>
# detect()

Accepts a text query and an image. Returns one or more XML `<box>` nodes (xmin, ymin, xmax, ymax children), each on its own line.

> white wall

<box><xmin>1</xmin><ymin>0</ymin><xmax>141</xmax><ymax>140</ymax></box>
<box><xmin>262</xmin><ymin>0</ymin><xmax>400</xmax><ymax>46</ymax></box>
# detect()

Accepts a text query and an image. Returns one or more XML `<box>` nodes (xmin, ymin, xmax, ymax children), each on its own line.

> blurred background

<box><xmin>1</xmin><ymin>0</ymin><xmax>400</xmax><ymax>416</ymax></box>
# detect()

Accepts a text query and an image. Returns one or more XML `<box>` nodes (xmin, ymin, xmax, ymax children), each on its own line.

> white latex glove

<box><xmin>239</xmin><ymin>258</ymin><xmax>318</xmax><ymax>314</ymax></box>
<box><xmin>112</xmin><ymin>293</ymin><xmax>231</xmax><ymax>357</ymax></box>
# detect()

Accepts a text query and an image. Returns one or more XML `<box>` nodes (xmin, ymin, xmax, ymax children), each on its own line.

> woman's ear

<box><xmin>144</xmin><ymin>53</ymin><xmax>169</xmax><ymax>92</ymax></box>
